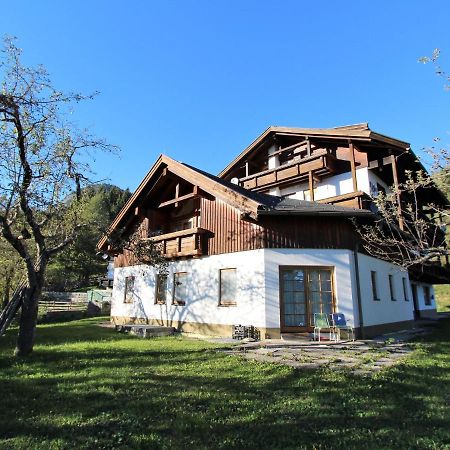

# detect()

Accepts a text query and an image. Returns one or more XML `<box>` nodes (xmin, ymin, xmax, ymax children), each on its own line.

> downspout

<box><xmin>353</xmin><ymin>243</ymin><xmax>365</xmax><ymax>339</ymax></box>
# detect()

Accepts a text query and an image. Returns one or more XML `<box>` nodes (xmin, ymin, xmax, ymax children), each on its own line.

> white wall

<box><xmin>368</xmin><ymin>170</ymin><xmax>391</xmax><ymax>196</ymax></box>
<box><xmin>112</xmin><ymin>247</ymin><xmax>422</xmax><ymax>335</ymax></box>
<box><xmin>280</xmin><ymin>168</ymin><xmax>371</xmax><ymax>201</ymax></box>
<box><xmin>357</xmin><ymin>253</ymin><xmax>414</xmax><ymax>327</ymax></box>
<box><xmin>113</xmin><ymin>248</ymin><xmax>360</xmax><ymax>332</ymax></box>
<box><xmin>279</xmin><ymin>167</ymin><xmax>393</xmax><ymax>202</ymax></box>
<box><xmin>263</xmin><ymin>249</ymin><xmax>358</xmax><ymax>328</ymax></box>
<box><xmin>112</xmin><ymin>249</ymin><xmax>267</xmax><ymax>329</ymax></box>
<box><xmin>412</xmin><ymin>282</ymin><xmax>436</xmax><ymax>311</ymax></box>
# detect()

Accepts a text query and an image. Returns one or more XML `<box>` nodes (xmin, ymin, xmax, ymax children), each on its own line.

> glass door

<box><xmin>280</xmin><ymin>269</ymin><xmax>307</xmax><ymax>330</ymax></box>
<box><xmin>307</xmin><ymin>269</ymin><xmax>333</xmax><ymax>327</ymax></box>
<box><xmin>280</xmin><ymin>267</ymin><xmax>334</xmax><ymax>332</ymax></box>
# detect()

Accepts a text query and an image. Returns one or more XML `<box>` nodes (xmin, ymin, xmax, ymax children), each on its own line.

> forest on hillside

<box><xmin>0</xmin><ymin>184</ymin><xmax>130</xmax><ymax>307</ymax></box>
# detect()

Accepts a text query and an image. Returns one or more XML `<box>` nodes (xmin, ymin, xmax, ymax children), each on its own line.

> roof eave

<box><xmin>257</xmin><ymin>209</ymin><xmax>373</xmax><ymax>218</ymax></box>
<box><xmin>218</xmin><ymin>124</ymin><xmax>411</xmax><ymax>179</ymax></box>
<box><xmin>96</xmin><ymin>154</ymin><xmax>264</xmax><ymax>250</ymax></box>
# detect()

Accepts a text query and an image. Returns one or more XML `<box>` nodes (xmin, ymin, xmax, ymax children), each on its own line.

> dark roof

<box><xmin>258</xmin><ymin>197</ymin><xmax>372</xmax><ymax>217</ymax></box>
<box><xmin>181</xmin><ymin>162</ymin><xmax>280</xmax><ymax>206</ymax></box>
<box><xmin>182</xmin><ymin>162</ymin><xmax>372</xmax><ymax>217</ymax></box>
<box><xmin>98</xmin><ymin>154</ymin><xmax>374</xmax><ymax>250</ymax></box>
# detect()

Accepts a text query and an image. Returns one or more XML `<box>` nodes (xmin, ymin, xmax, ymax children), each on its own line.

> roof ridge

<box><xmin>332</xmin><ymin>122</ymin><xmax>370</xmax><ymax>130</ymax></box>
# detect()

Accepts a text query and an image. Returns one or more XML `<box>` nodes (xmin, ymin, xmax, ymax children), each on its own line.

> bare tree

<box><xmin>0</xmin><ymin>37</ymin><xmax>115</xmax><ymax>356</ymax></box>
<box><xmin>355</xmin><ymin>167</ymin><xmax>449</xmax><ymax>269</ymax></box>
<box><xmin>105</xmin><ymin>224</ymin><xmax>169</xmax><ymax>274</ymax></box>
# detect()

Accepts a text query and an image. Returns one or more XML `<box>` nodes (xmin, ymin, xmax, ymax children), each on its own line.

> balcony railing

<box><xmin>317</xmin><ymin>191</ymin><xmax>373</xmax><ymax>210</ymax></box>
<box><xmin>239</xmin><ymin>150</ymin><xmax>344</xmax><ymax>191</ymax></box>
<box><xmin>147</xmin><ymin>227</ymin><xmax>209</xmax><ymax>258</ymax></box>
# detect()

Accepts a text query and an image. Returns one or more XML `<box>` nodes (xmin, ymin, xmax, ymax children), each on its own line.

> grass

<box><xmin>434</xmin><ymin>284</ymin><xmax>450</xmax><ymax>312</ymax></box>
<box><xmin>0</xmin><ymin>318</ymin><xmax>449</xmax><ymax>449</ymax></box>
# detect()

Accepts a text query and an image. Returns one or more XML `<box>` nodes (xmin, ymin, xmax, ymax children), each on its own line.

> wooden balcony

<box><xmin>239</xmin><ymin>150</ymin><xmax>345</xmax><ymax>191</ymax></box>
<box><xmin>318</xmin><ymin>191</ymin><xmax>373</xmax><ymax>210</ymax></box>
<box><xmin>148</xmin><ymin>227</ymin><xmax>209</xmax><ymax>258</ymax></box>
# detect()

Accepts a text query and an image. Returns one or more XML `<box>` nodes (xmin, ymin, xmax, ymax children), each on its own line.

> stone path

<box><xmin>222</xmin><ymin>340</ymin><xmax>412</xmax><ymax>376</ymax></box>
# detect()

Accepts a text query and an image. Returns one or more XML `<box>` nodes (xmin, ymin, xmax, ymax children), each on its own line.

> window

<box><xmin>172</xmin><ymin>272</ymin><xmax>187</xmax><ymax>306</ymax></box>
<box><xmin>155</xmin><ymin>274</ymin><xmax>167</xmax><ymax>305</ymax></box>
<box><xmin>424</xmin><ymin>286</ymin><xmax>432</xmax><ymax>306</ymax></box>
<box><xmin>280</xmin><ymin>267</ymin><xmax>334</xmax><ymax>329</ymax></box>
<box><xmin>402</xmin><ymin>277</ymin><xmax>409</xmax><ymax>302</ymax></box>
<box><xmin>124</xmin><ymin>276</ymin><xmax>135</xmax><ymax>303</ymax></box>
<box><xmin>371</xmin><ymin>271</ymin><xmax>379</xmax><ymax>301</ymax></box>
<box><xmin>389</xmin><ymin>275</ymin><xmax>396</xmax><ymax>301</ymax></box>
<box><xmin>219</xmin><ymin>268</ymin><xmax>237</xmax><ymax>306</ymax></box>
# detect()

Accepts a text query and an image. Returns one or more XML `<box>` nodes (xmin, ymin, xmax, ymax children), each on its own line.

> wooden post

<box><xmin>391</xmin><ymin>154</ymin><xmax>404</xmax><ymax>230</ymax></box>
<box><xmin>308</xmin><ymin>171</ymin><xmax>315</xmax><ymax>201</ymax></box>
<box><xmin>349</xmin><ymin>141</ymin><xmax>358</xmax><ymax>193</ymax></box>
<box><xmin>245</xmin><ymin>161</ymin><xmax>249</xmax><ymax>177</ymax></box>
<box><xmin>306</xmin><ymin>137</ymin><xmax>311</xmax><ymax>157</ymax></box>
<box><xmin>174</xmin><ymin>183</ymin><xmax>180</xmax><ymax>208</ymax></box>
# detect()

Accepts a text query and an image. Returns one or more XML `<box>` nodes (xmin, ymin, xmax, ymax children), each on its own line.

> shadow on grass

<box><xmin>0</xmin><ymin>318</ymin><xmax>449</xmax><ymax>449</ymax></box>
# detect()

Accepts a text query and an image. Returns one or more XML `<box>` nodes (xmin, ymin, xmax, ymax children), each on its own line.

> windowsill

<box><xmin>172</xmin><ymin>301</ymin><xmax>186</xmax><ymax>306</ymax></box>
<box><xmin>155</xmin><ymin>301</ymin><xmax>166</xmax><ymax>305</ymax></box>
<box><xmin>218</xmin><ymin>302</ymin><xmax>237</xmax><ymax>307</ymax></box>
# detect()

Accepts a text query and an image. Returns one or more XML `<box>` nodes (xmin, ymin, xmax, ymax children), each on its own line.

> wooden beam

<box><xmin>174</xmin><ymin>183</ymin><xmax>180</xmax><ymax>207</ymax></box>
<box><xmin>391</xmin><ymin>154</ymin><xmax>404</xmax><ymax>230</ymax></box>
<box><xmin>349</xmin><ymin>141</ymin><xmax>358</xmax><ymax>192</ymax></box>
<box><xmin>317</xmin><ymin>190</ymin><xmax>366</xmax><ymax>204</ymax></box>
<box><xmin>306</xmin><ymin>137</ymin><xmax>311</xmax><ymax>157</ymax></box>
<box><xmin>245</xmin><ymin>161</ymin><xmax>249</xmax><ymax>177</ymax></box>
<box><xmin>269</xmin><ymin>139</ymin><xmax>308</xmax><ymax>158</ymax></box>
<box><xmin>308</xmin><ymin>171</ymin><xmax>315</xmax><ymax>201</ymax></box>
<box><xmin>368</xmin><ymin>156</ymin><xmax>393</xmax><ymax>169</ymax></box>
<box><xmin>158</xmin><ymin>192</ymin><xmax>199</xmax><ymax>208</ymax></box>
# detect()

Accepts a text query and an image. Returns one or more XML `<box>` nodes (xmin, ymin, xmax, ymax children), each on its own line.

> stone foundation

<box><xmin>111</xmin><ymin>316</ymin><xmax>280</xmax><ymax>339</ymax></box>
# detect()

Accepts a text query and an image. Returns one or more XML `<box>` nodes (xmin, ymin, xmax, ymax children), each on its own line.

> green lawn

<box><xmin>0</xmin><ymin>318</ymin><xmax>449</xmax><ymax>450</ymax></box>
<box><xmin>435</xmin><ymin>284</ymin><xmax>450</xmax><ymax>312</ymax></box>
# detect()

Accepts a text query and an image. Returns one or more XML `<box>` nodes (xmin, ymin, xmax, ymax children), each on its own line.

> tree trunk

<box><xmin>14</xmin><ymin>277</ymin><xmax>44</xmax><ymax>357</ymax></box>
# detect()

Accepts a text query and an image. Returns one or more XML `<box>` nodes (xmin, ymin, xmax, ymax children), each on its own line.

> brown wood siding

<box><xmin>115</xmin><ymin>199</ymin><xmax>360</xmax><ymax>267</ymax></box>
<box><xmin>200</xmin><ymin>197</ymin><xmax>264</xmax><ymax>255</ymax></box>
<box><xmin>260</xmin><ymin>216</ymin><xmax>357</xmax><ymax>251</ymax></box>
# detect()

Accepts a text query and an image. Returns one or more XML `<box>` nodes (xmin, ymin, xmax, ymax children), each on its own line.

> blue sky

<box><xmin>1</xmin><ymin>1</ymin><xmax>449</xmax><ymax>191</ymax></box>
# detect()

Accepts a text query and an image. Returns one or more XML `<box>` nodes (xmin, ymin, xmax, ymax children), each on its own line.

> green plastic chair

<box><xmin>313</xmin><ymin>313</ymin><xmax>336</xmax><ymax>341</ymax></box>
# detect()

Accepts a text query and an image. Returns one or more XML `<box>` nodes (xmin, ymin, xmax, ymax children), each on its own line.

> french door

<box><xmin>280</xmin><ymin>267</ymin><xmax>335</xmax><ymax>332</ymax></box>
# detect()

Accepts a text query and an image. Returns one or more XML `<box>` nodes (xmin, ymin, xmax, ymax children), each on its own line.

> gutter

<box><xmin>353</xmin><ymin>244</ymin><xmax>365</xmax><ymax>339</ymax></box>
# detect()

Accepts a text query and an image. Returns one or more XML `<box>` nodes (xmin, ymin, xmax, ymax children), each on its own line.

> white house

<box><xmin>98</xmin><ymin>124</ymin><xmax>447</xmax><ymax>338</ymax></box>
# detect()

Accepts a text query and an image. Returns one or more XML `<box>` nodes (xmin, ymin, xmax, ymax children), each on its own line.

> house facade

<box><xmin>98</xmin><ymin>124</ymin><xmax>448</xmax><ymax>338</ymax></box>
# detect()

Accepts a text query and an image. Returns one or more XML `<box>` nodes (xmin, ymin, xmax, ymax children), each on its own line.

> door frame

<box><xmin>279</xmin><ymin>265</ymin><xmax>336</xmax><ymax>333</ymax></box>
